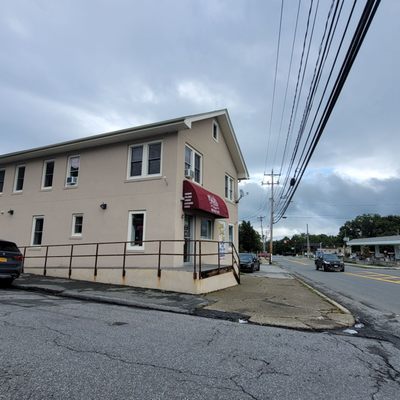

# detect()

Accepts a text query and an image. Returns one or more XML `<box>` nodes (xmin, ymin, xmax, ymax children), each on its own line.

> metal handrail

<box><xmin>20</xmin><ymin>239</ymin><xmax>239</xmax><ymax>282</ymax></box>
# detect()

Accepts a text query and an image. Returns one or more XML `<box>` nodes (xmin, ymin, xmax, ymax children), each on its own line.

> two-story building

<box><xmin>0</xmin><ymin>109</ymin><xmax>248</xmax><ymax>293</ymax></box>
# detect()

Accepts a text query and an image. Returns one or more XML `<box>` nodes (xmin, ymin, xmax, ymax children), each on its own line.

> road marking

<box><xmin>345</xmin><ymin>271</ymin><xmax>400</xmax><ymax>285</ymax></box>
<box><xmin>285</xmin><ymin>258</ymin><xmax>310</xmax><ymax>266</ymax></box>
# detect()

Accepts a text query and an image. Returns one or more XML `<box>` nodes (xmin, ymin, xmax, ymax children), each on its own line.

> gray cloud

<box><xmin>1</xmin><ymin>0</ymin><xmax>398</xmax><ymax>238</ymax></box>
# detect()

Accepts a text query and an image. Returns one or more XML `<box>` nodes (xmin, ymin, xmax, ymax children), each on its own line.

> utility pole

<box><xmin>258</xmin><ymin>216</ymin><xmax>265</xmax><ymax>252</ymax></box>
<box><xmin>262</xmin><ymin>170</ymin><xmax>280</xmax><ymax>265</ymax></box>
<box><xmin>306</xmin><ymin>223</ymin><xmax>311</xmax><ymax>258</ymax></box>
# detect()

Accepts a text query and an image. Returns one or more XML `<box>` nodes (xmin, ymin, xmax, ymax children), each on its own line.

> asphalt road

<box><xmin>275</xmin><ymin>256</ymin><xmax>400</xmax><ymax>345</ymax></box>
<box><xmin>1</xmin><ymin>287</ymin><xmax>400</xmax><ymax>400</ymax></box>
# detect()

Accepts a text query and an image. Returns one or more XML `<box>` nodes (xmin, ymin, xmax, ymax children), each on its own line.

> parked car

<box><xmin>315</xmin><ymin>253</ymin><xmax>344</xmax><ymax>272</ymax></box>
<box><xmin>239</xmin><ymin>253</ymin><xmax>260</xmax><ymax>273</ymax></box>
<box><xmin>0</xmin><ymin>240</ymin><xmax>23</xmax><ymax>285</ymax></box>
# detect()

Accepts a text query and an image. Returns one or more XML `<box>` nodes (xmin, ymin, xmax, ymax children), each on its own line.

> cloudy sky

<box><xmin>1</xmin><ymin>0</ymin><xmax>398</xmax><ymax>239</ymax></box>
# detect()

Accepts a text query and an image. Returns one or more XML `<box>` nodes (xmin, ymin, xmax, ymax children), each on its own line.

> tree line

<box><xmin>239</xmin><ymin>214</ymin><xmax>400</xmax><ymax>254</ymax></box>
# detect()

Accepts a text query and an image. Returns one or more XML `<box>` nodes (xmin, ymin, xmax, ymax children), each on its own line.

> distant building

<box><xmin>347</xmin><ymin>235</ymin><xmax>400</xmax><ymax>260</ymax></box>
<box><xmin>0</xmin><ymin>109</ymin><xmax>249</xmax><ymax>293</ymax></box>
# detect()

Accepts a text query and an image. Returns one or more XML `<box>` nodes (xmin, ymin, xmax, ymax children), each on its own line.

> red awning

<box><xmin>183</xmin><ymin>180</ymin><xmax>229</xmax><ymax>218</ymax></box>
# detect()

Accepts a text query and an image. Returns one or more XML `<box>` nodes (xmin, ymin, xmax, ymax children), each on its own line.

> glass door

<box><xmin>183</xmin><ymin>215</ymin><xmax>194</xmax><ymax>263</ymax></box>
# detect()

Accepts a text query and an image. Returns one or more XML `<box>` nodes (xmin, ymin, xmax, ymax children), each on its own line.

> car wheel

<box><xmin>341</xmin><ymin>266</ymin><xmax>345</xmax><ymax>272</ymax></box>
<box><xmin>0</xmin><ymin>278</ymin><xmax>14</xmax><ymax>287</ymax></box>
<box><xmin>323</xmin><ymin>265</ymin><xmax>328</xmax><ymax>272</ymax></box>
<box><xmin>315</xmin><ymin>263</ymin><xmax>319</xmax><ymax>270</ymax></box>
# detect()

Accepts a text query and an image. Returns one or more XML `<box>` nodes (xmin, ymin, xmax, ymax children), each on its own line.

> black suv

<box><xmin>0</xmin><ymin>240</ymin><xmax>23</xmax><ymax>285</ymax></box>
<box><xmin>315</xmin><ymin>253</ymin><xmax>344</xmax><ymax>272</ymax></box>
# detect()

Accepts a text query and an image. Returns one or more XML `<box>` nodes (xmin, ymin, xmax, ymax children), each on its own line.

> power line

<box><xmin>263</xmin><ymin>0</ymin><xmax>285</xmax><ymax>175</ymax></box>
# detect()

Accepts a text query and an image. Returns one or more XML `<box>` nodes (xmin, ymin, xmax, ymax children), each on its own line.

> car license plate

<box><xmin>0</xmin><ymin>257</ymin><xmax>7</xmax><ymax>263</ymax></box>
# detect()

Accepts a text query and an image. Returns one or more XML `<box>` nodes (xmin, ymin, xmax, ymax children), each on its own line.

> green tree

<box><xmin>239</xmin><ymin>221</ymin><xmax>262</xmax><ymax>253</ymax></box>
<box><xmin>338</xmin><ymin>214</ymin><xmax>400</xmax><ymax>240</ymax></box>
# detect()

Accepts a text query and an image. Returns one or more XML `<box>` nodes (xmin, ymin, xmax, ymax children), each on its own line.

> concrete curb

<box><xmin>13</xmin><ymin>283</ymin><xmax>192</xmax><ymax>315</ymax></box>
<box><xmin>292</xmin><ymin>274</ymin><xmax>353</xmax><ymax>316</ymax></box>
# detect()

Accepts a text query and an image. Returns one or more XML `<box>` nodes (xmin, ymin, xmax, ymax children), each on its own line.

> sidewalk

<box><xmin>12</xmin><ymin>264</ymin><xmax>354</xmax><ymax>331</ymax></box>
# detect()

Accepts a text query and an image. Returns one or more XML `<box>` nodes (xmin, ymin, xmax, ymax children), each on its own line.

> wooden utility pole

<box><xmin>258</xmin><ymin>216</ymin><xmax>265</xmax><ymax>252</ymax></box>
<box><xmin>263</xmin><ymin>170</ymin><xmax>280</xmax><ymax>265</ymax></box>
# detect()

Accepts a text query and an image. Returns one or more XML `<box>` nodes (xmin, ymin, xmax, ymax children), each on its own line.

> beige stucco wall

<box><xmin>0</xmin><ymin>116</ymin><xmax>241</xmax><ymax>284</ymax></box>
<box><xmin>177</xmin><ymin>118</ymin><xmax>239</xmax><ymax>250</ymax></box>
<box><xmin>0</xmin><ymin>132</ymin><xmax>180</xmax><ymax>263</ymax></box>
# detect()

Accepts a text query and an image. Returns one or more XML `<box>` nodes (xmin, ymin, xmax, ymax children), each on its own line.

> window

<box><xmin>212</xmin><ymin>121</ymin><xmax>219</xmax><ymax>142</ymax></box>
<box><xmin>127</xmin><ymin>211</ymin><xmax>146</xmax><ymax>250</ymax></box>
<box><xmin>14</xmin><ymin>165</ymin><xmax>25</xmax><ymax>192</ymax></box>
<box><xmin>200</xmin><ymin>218</ymin><xmax>213</xmax><ymax>240</ymax></box>
<box><xmin>0</xmin><ymin>169</ymin><xmax>5</xmax><ymax>193</ymax></box>
<box><xmin>31</xmin><ymin>216</ymin><xmax>44</xmax><ymax>246</ymax></box>
<box><xmin>42</xmin><ymin>160</ymin><xmax>55</xmax><ymax>189</ymax></box>
<box><xmin>184</xmin><ymin>145</ymin><xmax>202</xmax><ymax>184</ymax></box>
<box><xmin>228</xmin><ymin>224</ymin><xmax>234</xmax><ymax>244</ymax></box>
<box><xmin>128</xmin><ymin>141</ymin><xmax>162</xmax><ymax>178</ymax></box>
<box><xmin>225</xmin><ymin>175</ymin><xmax>234</xmax><ymax>201</ymax></box>
<box><xmin>66</xmin><ymin>155</ymin><xmax>80</xmax><ymax>186</ymax></box>
<box><xmin>72</xmin><ymin>214</ymin><xmax>83</xmax><ymax>237</ymax></box>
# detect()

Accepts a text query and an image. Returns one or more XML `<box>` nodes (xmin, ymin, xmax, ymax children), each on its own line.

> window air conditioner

<box><xmin>184</xmin><ymin>169</ymin><xmax>194</xmax><ymax>179</ymax></box>
<box><xmin>66</xmin><ymin>176</ymin><xmax>78</xmax><ymax>185</ymax></box>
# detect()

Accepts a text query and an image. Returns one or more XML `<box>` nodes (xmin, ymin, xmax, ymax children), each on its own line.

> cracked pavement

<box><xmin>1</xmin><ymin>288</ymin><xmax>399</xmax><ymax>399</ymax></box>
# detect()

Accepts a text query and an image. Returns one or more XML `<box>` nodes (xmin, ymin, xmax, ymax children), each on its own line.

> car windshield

<box><xmin>239</xmin><ymin>254</ymin><xmax>253</xmax><ymax>262</ymax></box>
<box><xmin>323</xmin><ymin>254</ymin><xmax>340</xmax><ymax>262</ymax></box>
<box><xmin>0</xmin><ymin>241</ymin><xmax>19</xmax><ymax>252</ymax></box>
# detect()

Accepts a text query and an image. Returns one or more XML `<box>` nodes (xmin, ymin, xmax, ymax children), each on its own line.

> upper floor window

<box><xmin>14</xmin><ymin>165</ymin><xmax>25</xmax><ymax>192</ymax></box>
<box><xmin>31</xmin><ymin>216</ymin><xmax>44</xmax><ymax>246</ymax></box>
<box><xmin>225</xmin><ymin>174</ymin><xmax>234</xmax><ymax>201</ymax></box>
<box><xmin>66</xmin><ymin>155</ymin><xmax>80</xmax><ymax>186</ymax></box>
<box><xmin>128</xmin><ymin>141</ymin><xmax>162</xmax><ymax>179</ymax></box>
<box><xmin>71</xmin><ymin>214</ymin><xmax>83</xmax><ymax>237</ymax></box>
<box><xmin>184</xmin><ymin>145</ymin><xmax>202</xmax><ymax>184</ymax></box>
<box><xmin>212</xmin><ymin>121</ymin><xmax>219</xmax><ymax>142</ymax></box>
<box><xmin>42</xmin><ymin>160</ymin><xmax>55</xmax><ymax>189</ymax></box>
<box><xmin>0</xmin><ymin>169</ymin><xmax>5</xmax><ymax>193</ymax></box>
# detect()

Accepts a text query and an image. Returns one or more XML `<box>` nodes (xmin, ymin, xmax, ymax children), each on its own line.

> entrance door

<box><xmin>184</xmin><ymin>215</ymin><xmax>194</xmax><ymax>263</ymax></box>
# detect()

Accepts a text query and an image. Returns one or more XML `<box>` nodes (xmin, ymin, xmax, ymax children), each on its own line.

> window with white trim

<box><xmin>31</xmin><ymin>216</ymin><xmax>44</xmax><ymax>246</ymax></box>
<box><xmin>128</xmin><ymin>141</ymin><xmax>162</xmax><ymax>178</ymax></box>
<box><xmin>228</xmin><ymin>224</ymin><xmax>234</xmax><ymax>244</ymax></box>
<box><xmin>200</xmin><ymin>218</ymin><xmax>213</xmax><ymax>240</ymax></box>
<box><xmin>127</xmin><ymin>211</ymin><xmax>146</xmax><ymax>250</ymax></box>
<box><xmin>0</xmin><ymin>169</ymin><xmax>5</xmax><ymax>193</ymax></box>
<box><xmin>72</xmin><ymin>214</ymin><xmax>83</xmax><ymax>237</ymax></box>
<box><xmin>184</xmin><ymin>145</ymin><xmax>202</xmax><ymax>184</ymax></box>
<box><xmin>225</xmin><ymin>174</ymin><xmax>234</xmax><ymax>201</ymax></box>
<box><xmin>212</xmin><ymin>121</ymin><xmax>219</xmax><ymax>142</ymax></box>
<box><xmin>14</xmin><ymin>165</ymin><xmax>25</xmax><ymax>192</ymax></box>
<box><xmin>66</xmin><ymin>155</ymin><xmax>80</xmax><ymax>186</ymax></box>
<box><xmin>42</xmin><ymin>160</ymin><xmax>55</xmax><ymax>189</ymax></box>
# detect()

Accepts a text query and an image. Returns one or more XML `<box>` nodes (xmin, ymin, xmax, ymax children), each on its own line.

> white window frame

<box><xmin>200</xmin><ymin>218</ymin><xmax>213</xmax><ymax>240</ymax></box>
<box><xmin>65</xmin><ymin>155</ymin><xmax>80</xmax><ymax>187</ymax></box>
<box><xmin>228</xmin><ymin>224</ymin><xmax>234</xmax><ymax>245</ymax></box>
<box><xmin>212</xmin><ymin>120</ymin><xmax>219</xmax><ymax>142</ymax></box>
<box><xmin>31</xmin><ymin>216</ymin><xmax>44</xmax><ymax>246</ymax></box>
<box><xmin>225</xmin><ymin>174</ymin><xmax>234</xmax><ymax>202</ymax></box>
<box><xmin>0</xmin><ymin>169</ymin><xmax>5</xmax><ymax>194</ymax></box>
<box><xmin>127</xmin><ymin>141</ymin><xmax>163</xmax><ymax>180</ymax></box>
<box><xmin>127</xmin><ymin>211</ymin><xmax>146</xmax><ymax>251</ymax></box>
<box><xmin>41</xmin><ymin>160</ymin><xmax>55</xmax><ymax>190</ymax></box>
<box><xmin>71</xmin><ymin>214</ymin><xmax>84</xmax><ymax>237</ymax></box>
<box><xmin>184</xmin><ymin>144</ymin><xmax>202</xmax><ymax>184</ymax></box>
<box><xmin>13</xmin><ymin>165</ymin><xmax>26</xmax><ymax>193</ymax></box>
